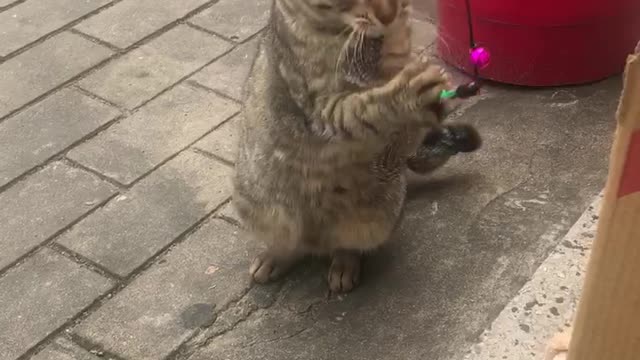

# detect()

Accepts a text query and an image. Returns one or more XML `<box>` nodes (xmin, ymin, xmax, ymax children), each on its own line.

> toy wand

<box><xmin>438</xmin><ymin>0</ymin><xmax>490</xmax><ymax>101</ymax></box>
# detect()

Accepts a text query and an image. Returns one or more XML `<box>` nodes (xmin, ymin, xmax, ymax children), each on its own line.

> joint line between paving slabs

<box><xmin>215</xmin><ymin>213</ymin><xmax>241</xmax><ymax>227</ymax></box>
<box><xmin>183</xmin><ymin>21</ymin><xmax>238</xmax><ymax>43</ymax></box>
<box><xmin>0</xmin><ymin>0</ymin><xmax>26</xmax><ymax>13</ymax></box>
<box><xmin>0</xmin><ymin>112</ymin><xmax>125</xmax><ymax>194</ymax></box>
<box><xmin>0</xmin><ymin>193</ymin><xmax>119</xmax><ymax>280</ymax></box>
<box><xmin>117</xmin><ymin>18</ymin><xmax>271</xmax><ymax>114</ymax></box>
<box><xmin>61</xmin><ymin>157</ymin><xmax>129</xmax><ymax>190</ymax></box>
<box><xmin>103</xmin><ymin>109</ymin><xmax>240</xmax><ymax>188</ymax></box>
<box><xmin>128</xmin><ymin>43</ymin><xmax>237</xmax><ymax>113</ymax></box>
<box><xmin>0</xmin><ymin>53</ymin><xmax>119</xmax><ymax>124</ymax></box>
<box><xmin>191</xmin><ymin>147</ymin><xmax>234</xmax><ymax>168</ymax></box>
<box><xmin>72</xmin><ymin>85</ymin><xmax>132</xmax><ymax>115</ymax></box>
<box><xmin>185</xmin><ymin>21</ymin><xmax>268</xmax><ymax>45</ymax></box>
<box><xmin>0</xmin><ymin>0</ymin><xmax>126</xmax><ymax>63</ymax></box>
<box><xmin>185</xmin><ymin>79</ymin><xmax>243</xmax><ymax>104</ymax></box>
<box><xmin>66</xmin><ymin>333</ymin><xmax>131</xmax><ymax>360</ymax></box>
<box><xmin>68</xmin><ymin>28</ymin><xmax>123</xmax><ymax>53</ymax></box>
<box><xmin>48</xmin><ymin>242</ymin><xmax>124</xmax><ymax>282</ymax></box>
<box><xmin>14</xmin><ymin>285</ymin><xmax>122</xmax><ymax>360</ymax></box>
<box><xmin>111</xmin><ymin>0</ymin><xmax>226</xmax><ymax>54</ymax></box>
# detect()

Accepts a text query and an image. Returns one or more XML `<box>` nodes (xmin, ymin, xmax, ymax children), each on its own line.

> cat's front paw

<box><xmin>390</xmin><ymin>59</ymin><xmax>449</xmax><ymax>114</ymax></box>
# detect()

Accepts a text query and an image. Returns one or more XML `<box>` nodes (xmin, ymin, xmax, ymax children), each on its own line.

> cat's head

<box><xmin>278</xmin><ymin>0</ymin><xmax>409</xmax><ymax>37</ymax></box>
<box><xmin>279</xmin><ymin>0</ymin><xmax>410</xmax><ymax>86</ymax></box>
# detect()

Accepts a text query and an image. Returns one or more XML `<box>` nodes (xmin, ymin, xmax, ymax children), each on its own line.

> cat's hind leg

<box><xmin>235</xmin><ymin>197</ymin><xmax>305</xmax><ymax>283</ymax></box>
<box><xmin>326</xmin><ymin>205</ymin><xmax>399</xmax><ymax>293</ymax></box>
<box><xmin>250</xmin><ymin>247</ymin><xmax>302</xmax><ymax>283</ymax></box>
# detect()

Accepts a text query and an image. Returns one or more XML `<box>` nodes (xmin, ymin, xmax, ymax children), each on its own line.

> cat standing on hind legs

<box><xmin>233</xmin><ymin>0</ymin><xmax>482</xmax><ymax>293</ymax></box>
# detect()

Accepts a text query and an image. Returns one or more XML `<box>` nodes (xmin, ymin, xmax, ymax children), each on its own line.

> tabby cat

<box><xmin>233</xmin><ymin>0</ymin><xmax>482</xmax><ymax>293</ymax></box>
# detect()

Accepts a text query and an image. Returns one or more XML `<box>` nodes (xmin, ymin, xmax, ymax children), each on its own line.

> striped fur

<box><xmin>233</xmin><ymin>0</ymin><xmax>480</xmax><ymax>292</ymax></box>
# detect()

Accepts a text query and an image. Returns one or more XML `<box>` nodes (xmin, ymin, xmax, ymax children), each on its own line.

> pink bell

<box><xmin>469</xmin><ymin>47</ymin><xmax>491</xmax><ymax>69</ymax></box>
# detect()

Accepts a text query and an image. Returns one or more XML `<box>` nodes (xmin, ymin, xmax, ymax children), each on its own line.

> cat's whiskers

<box><xmin>335</xmin><ymin>28</ymin><xmax>357</xmax><ymax>78</ymax></box>
<box><xmin>354</xmin><ymin>30</ymin><xmax>366</xmax><ymax>78</ymax></box>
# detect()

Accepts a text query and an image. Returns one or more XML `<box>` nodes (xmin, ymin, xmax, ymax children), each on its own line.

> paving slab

<box><xmin>0</xmin><ymin>31</ymin><xmax>112</xmax><ymax>119</ymax></box>
<box><xmin>74</xmin><ymin>0</ymin><xmax>210</xmax><ymax>49</ymax></box>
<box><xmin>0</xmin><ymin>162</ymin><xmax>116</xmax><ymax>271</ymax></box>
<box><xmin>0</xmin><ymin>0</ymin><xmax>111</xmax><ymax>56</ymax></box>
<box><xmin>73</xmin><ymin>218</ymin><xmax>249</xmax><ymax>360</ymax></box>
<box><xmin>68</xmin><ymin>83</ymin><xmax>238</xmax><ymax>184</ymax></box>
<box><xmin>0</xmin><ymin>88</ymin><xmax>120</xmax><ymax>188</ymax></box>
<box><xmin>78</xmin><ymin>25</ymin><xmax>232</xmax><ymax>109</ymax></box>
<box><xmin>193</xmin><ymin>114</ymin><xmax>238</xmax><ymax>163</ymax></box>
<box><xmin>189</xmin><ymin>0</ymin><xmax>270</xmax><ymax>42</ymax></box>
<box><xmin>189</xmin><ymin>39</ymin><xmax>259</xmax><ymax>100</ymax></box>
<box><xmin>186</xmin><ymin>77</ymin><xmax>619</xmax><ymax>360</ymax></box>
<box><xmin>0</xmin><ymin>248</ymin><xmax>113</xmax><ymax>360</ymax></box>
<box><xmin>32</xmin><ymin>338</ymin><xmax>100</xmax><ymax>360</ymax></box>
<box><xmin>56</xmin><ymin>151</ymin><xmax>233</xmax><ymax>277</ymax></box>
<box><xmin>0</xmin><ymin>0</ymin><xmax>18</xmax><ymax>8</ymax></box>
<box><xmin>463</xmin><ymin>196</ymin><xmax>601</xmax><ymax>360</ymax></box>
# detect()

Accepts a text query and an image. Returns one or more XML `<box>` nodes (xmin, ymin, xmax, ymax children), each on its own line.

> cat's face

<box><xmin>283</xmin><ymin>0</ymin><xmax>409</xmax><ymax>37</ymax></box>
<box><xmin>278</xmin><ymin>0</ymin><xmax>411</xmax><ymax>86</ymax></box>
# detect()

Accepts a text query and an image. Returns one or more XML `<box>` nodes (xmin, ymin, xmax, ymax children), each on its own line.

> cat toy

<box><xmin>438</xmin><ymin>0</ymin><xmax>490</xmax><ymax>101</ymax></box>
<box><xmin>427</xmin><ymin>0</ymin><xmax>488</xmax><ymax>156</ymax></box>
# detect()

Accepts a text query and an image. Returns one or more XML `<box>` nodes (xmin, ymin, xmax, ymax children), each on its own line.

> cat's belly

<box><xmin>234</xmin><ymin>140</ymin><xmax>407</xmax><ymax>252</ymax></box>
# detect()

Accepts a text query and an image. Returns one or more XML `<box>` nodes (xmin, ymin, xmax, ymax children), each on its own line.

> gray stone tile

<box><xmin>68</xmin><ymin>84</ymin><xmax>238</xmax><ymax>184</ymax></box>
<box><xmin>189</xmin><ymin>0</ymin><xmax>270</xmax><ymax>42</ymax></box>
<box><xmin>0</xmin><ymin>32</ymin><xmax>112</xmax><ymax>119</ymax></box>
<box><xmin>0</xmin><ymin>0</ymin><xmax>18</xmax><ymax>7</ymax></box>
<box><xmin>32</xmin><ymin>338</ymin><xmax>100</xmax><ymax>360</ymax></box>
<box><xmin>465</xmin><ymin>197</ymin><xmax>601</xmax><ymax>360</ymax></box>
<box><xmin>186</xmin><ymin>304</ymin><xmax>317</xmax><ymax>360</ymax></box>
<box><xmin>78</xmin><ymin>25</ymin><xmax>232</xmax><ymax>109</ymax></box>
<box><xmin>56</xmin><ymin>151</ymin><xmax>233</xmax><ymax>277</ymax></box>
<box><xmin>0</xmin><ymin>89</ymin><xmax>120</xmax><ymax>188</ymax></box>
<box><xmin>0</xmin><ymin>249</ymin><xmax>113</xmax><ymax>360</ymax></box>
<box><xmin>74</xmin><ymin>0</ymin><xmax>210</xmax><ymax>49</ymax></box>
<box><xmin>190</xmin><ymin>39</ymin><xmax>258</xmax><ymax>100</ymax></box>
<box><xmin>193</xmin><ymin>115</ymin><xmax>238</xmax><ymax>163</ymax></box>
<box><xmin>0</xmin><ymin>0</ymin><xmax>111</xmax><ymax>56</ymax></box>
<box><xmin>0</xmin><ymin>162</ymin><xmax>116</xmax><ymax>271</ymax></box>
<box><xmin>74</xmin><ymin>217</ymin><xmax>250</xmax><ymax>360</ymax></box>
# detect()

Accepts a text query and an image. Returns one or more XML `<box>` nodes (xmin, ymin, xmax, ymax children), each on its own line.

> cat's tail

<box><xmin>407</xmin><ymin>124</ymin><xmax>482</xmax><ymax>174</ymax></box>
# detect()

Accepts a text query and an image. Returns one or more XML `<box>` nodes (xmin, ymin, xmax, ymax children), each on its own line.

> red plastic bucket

<box><xmin>437</xmin><ymin>0</ymin><xmax>640</xmax><ymax>86</ymax></box>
